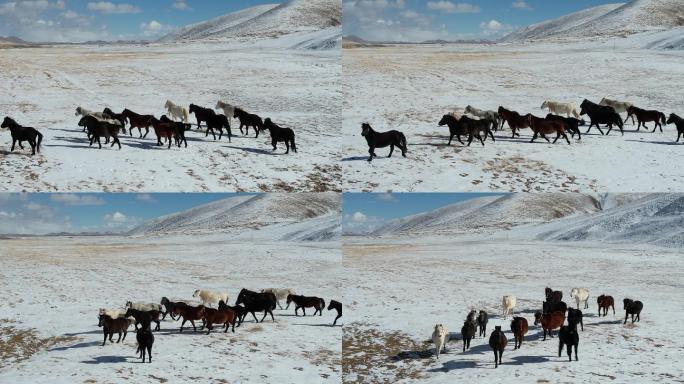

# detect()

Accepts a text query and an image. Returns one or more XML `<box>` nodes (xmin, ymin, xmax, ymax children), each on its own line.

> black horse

<box><xmin>189</xmin><ymin>104</ymin><xmax>215</xmax><ymax>130</ymax></box>
<box><xmin>102</xmin><ymin>108</ymin><xmax>127</xmax><ymax>131</ymax></box>
<box><xmin>327</xmin><ymin>300</ymin><xmax>342</xmax><ymax>326</ymax></box>
<box><xmin>623</xmin><ymin>299</ymin><xmax>643</xmax><ymax>324</ymax></box>
<box><xmin>461</xmin><ymin>320</ymin><xmax>477</xmax><ymax>352</ymax></box>
<box><xmin>159</xmin><ymin>115</ymin><xmax>190</xmax><ymax>147</ymax></box>
<box><xmin>667</xmin><ymin>113</ymin><xmax>684</xmax><ymax>142</ymax></box>
<box><xmin>579</xmin><ymin>100</ymin><xmax>623</xmax><ymax>136</ymax></box>
<box><xmin>545</xmin><ymin>114</ymin><xmax>584</xmax><ymax>140</ymax></box>
<box><xmin>263</xmin><ymin>118</ymin><xmax>296</xmax><ymax>154</ymax></box>
<box><xmin>489</xmin><ymin>326</ymin><xmax>507</xmax><ymax>368</ymax></box>
<box><xmin>543</xmin><ymin>300</ymin><xmax>568</xmax><ymax>314</ymax></box>
<box><xmin>438</xmin><ymin>114</ymin><xmax>492</xmax><ymax>146</ymax></box>
<box><xmin>477</xmin><ymin>310</ymin><xmax>488</xmax><ymax>338</ymax></box>
<box><xmin>135</xmin><ymin>320</ymin><xmax>154</xmax><ymax>363</ymax></box>
<box><xmin>78</xmin><ymin>116</ymin><xmax>122</xmax><ymax>149</ymax></box>
<box><xmin>233</xmin><ymin>107</ymin><xmax>264</xmax><ymax>138</ymax></box>
<box><xmin>1</xmin><ymin>117</ymin><xmax>43</xmax><ymax>155</ymax></box>
<box><xmin>235</xmin><ymin>288</ymin><xmax>276</xmax><ymax>323</ymax></box>
<box><xmin>205</xmin><ymin>113</ymin><xmax>232</xmax><ymax>142</ymax></box>
<box><xmin>558</xmin><ymin>323</ymin><xmax>579</xmax><ymax>361</ymax></box>
<box><xmin>361</xmin><ymin>123</ymin><xmax>407</xmax><ymax>162</ymax></box>
<box><xmin>567</xmin><ymin>307</ymin><xmax>584</xmax><ymax>331</ymax></box>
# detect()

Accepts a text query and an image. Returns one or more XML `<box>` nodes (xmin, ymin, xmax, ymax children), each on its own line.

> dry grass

<box><xmin>0</xmin><ymin>319</ymin><xmax>78</xmax><ymax>369</ymax></box>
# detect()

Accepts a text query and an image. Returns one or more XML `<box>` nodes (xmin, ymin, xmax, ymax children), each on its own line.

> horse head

<box><xmin>361</xmin><ymin>123</ymin><xmax>372</xmax><ymax>136</ymax></box>
<box><xmin>98</xmin><ymin>314</ymin><xmax>105</xmax><ymax>327</ymax></box>
<box><xmin>541</xmin><ymin>100</ymin><xmax>548</xmax><ymax>109</ymax></box>
<box><xmin>1</xmin><ymin>116</ymin><xmax>13</xmax><ymax>128</ymax></box>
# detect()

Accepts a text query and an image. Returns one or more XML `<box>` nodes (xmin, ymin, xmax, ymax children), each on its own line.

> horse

<box><xmin>98</xmin><ymin>314</ymin><xmax>133</xmax><ymax>346</ymax></box>
<box><xmin>599</xmin><ymin>97</ymin><xmax>635</xmax><ymax>123</ymax></box>
<box><xmin>135</xmin><ymin>321</ymin><xmax>154</xmax><ymax>363</ymax></box>
<box><xmin>164</xmin><ymin>100</ymin><xmax>189</xmax><ymax>123</ymax></box>
<box><xmin>667</xmin><ymin>113</ymin><xmax>684</xmax><ymax>142</ymax></box>
<box><xmin>488</xmin><ymin>326</ymin><xmax>507</xmax><ymax>368</ymax></box>
<box><xmin>541</xmin><ymin>100</ymin><xmax>580</xmax><ymax>118</ymax></box>
<box><xmin>203</xmin><ymin>300</ymin><xmax>237</xmax><ymax>334</ymax></box>
<box><xmin>175</xmin><ymin>304</ymin><xmax>206</xmax><ymax>332</ymax></box>
<box><xmin>215</xmin><ymin>101</ymin><xmax>235</xmax><ymax>123</ymax></box>
<box><xmin>579</xmin><ymin>99</ymin><xmax>624</xmax><ymax>136</ymax></box>
<box><xmin>1</xmin><ymin>117</ymin><xmax>43</xmax><ymax>155</ymax></box>
<box><xmin>236</xmin><ymin>288</ymin><xmax>276</xmax><ymax>323</ymax></box>
<box><xmin>159</xmin><ymin>115</ymin><xmax>190</xmax><ymax>147</ymax></box>
<box><xmin>570</xmin><ymin>288</ymin><xmax>590</xmax><ymax>310</ymax></box>
<box><xmin>534</xmin><ymin>311</ymin><xmax>565</xmax><ymax>341</ymax></box>
<box><xmin>545</xmin><ymin>114</ymin><xmax>584</xmax><ymax>140</ymax></box>
<box><xmin>461</xmin><ymin>319</ymin><xmax>477</xmax><ymax>352</ymax></box>
<box><xmin>623</xmin><ymin>299</ymin><xmax>643</xmax><ymax>324</ymax></box>
<box><xmin>360</xmin><ymin>123</ymin><xmax>407</xmax><ymax>162</ymax></box>
<box><xmin>263</xmin><ymin>118</ymin><xmax>296</xmax><ymax>154</ymax></box>
<box><xmin>510</xmin><ymin>316</ymin><xmax>528</xmax><ymax>350</ymax></box>
<box><xmin>497</xmin><ymin>106</ymin><xmax>530</xmax><ymax>137</ymax></box>
<box><xmin>102</xmin><ymin>108</ymin><xmax>127</xmax><ymax>132</ymax></box>
<box><xmin>160</xmin><ymin>297</ymin><xmax>184</xmax><ymax>320</ymax></box>
<box><xmin>597</xmin><ymin>294</ymin><xmax>615</xmax><ymax>317</ymax></box>
<box><xmin>125</xmin><ymin>308</ymin><xmax>161</xmax><ymax>331</ymax></box>
<box><xmin>545</xmin><ymin>288</ymin><xmax>562</xmax><ymax>302</ymax></box>
<box><xmin>477</xmin><ymin>310</ymin><xmax>488</xmax><ymax>337</ymax></box>
<box><xmin>149</xmin><ymin>117</ymin><xmax>182</xmax><ymax>149</ymax></box>
<box><xmin>121</xmin><ymin>109</ymin><xmax>154</xmax><ymax>138</ymax></box>
<box><xmin>502</xmin><ymin>295</ymin><xmax>516</xmax><ymax>320</ymax></box>
<box><xmin>286</xmin><ymin>294</ymin><xmax>325</xmax><ymax>316</ymax></box>
<box><xmin>567</xmin><ymin>308</ymin><xmax>584</xmax><ymax>331</ymax></box>
<box><xmin>188</xmin><ymin>104</ymin><xmax>215</xmax><ymax>130</ymax></box>
<box><xmin>525</xmin><ymin>114</ymin><xmax>571</xmax><ymax>144</ymax></box>
<box><xmin>465</xmin><ymin>105</ymin><xmax>500</xmax><ymax>130</ymax></box>
<box><xmin>75</xmin><ymin>107</ymin><xmax>116</xmax><ymax>125</ymax></box>
<box><xmin>438</xmin><ymin>114</ymin><xmax>492</xmax><ymax>146</ymax></box>
<box><xmin>233</xmin><ymin>107</ymin><xmax>264</xmax><ymax>137</ymax></box>
<box><xmin>328</xmin><ymin>300</ymin><xmax>342</xmax><ymax>326</ymax></box>
<box><xmin>78</xmin><ymin>116</ymin><xmax>122</xmax><ymax>150</ymax></box>
<box><xmin>626</xmin><ymin>106</ymin><xmax>666</xmax><ymax>133</ymax></box>
<box><xmin>202</xmin><ymin>113</ymin><xmax>232</xmax><ymax>142</ymax></box>
<box><xmin>543</xmin><ymin>300</ymin><xmax>567</xmax><ymax>315</ymax></box>
<box><xmin>432</xmin><ymin>324</ymin><xmax>449</xmax><ymax>359</ymax></box>
<box><xmin>558</xmin><ymin>323</ymin><xmax>579</xmax><ymax>361</ymax></box>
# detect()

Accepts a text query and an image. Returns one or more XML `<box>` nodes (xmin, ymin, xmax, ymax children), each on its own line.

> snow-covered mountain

<box><xmin>129</xmin><ymin>193</ymin><xmax>340</xmax><ymax>241</ymax></box>
<box><xmin>158</xmin><ymin>0</ymin><xmax>341</xmax><ymax>48</ymax></box>
<box><xmin>502</xmin><ymin>0</ymin><xmax>684</xmax><ymax>44</ymax></box>
<box><xmin>371</xmin><ymin>194</ymin><xmax>601</xmax><ymax>236</ymax></box>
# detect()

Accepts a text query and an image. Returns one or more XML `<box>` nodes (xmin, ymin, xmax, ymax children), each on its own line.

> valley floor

<box><xmin>342</xmin><ymin>235</ymin><xmax>684</xmax><ymax>383</ymax></box>
<box><xmin>0</xmin><ymin>235</ymin><xmax>342</xmax><ymax>383</ymax></box>
<box><xmin>342</xmin><ymin>43</ymin><xmax>684</xmax><ymax>192</ymax></box>
<box><xmin>0</xmin><ymin>43</ymin><xmax>341</xmax><ymax>192</ymax></box>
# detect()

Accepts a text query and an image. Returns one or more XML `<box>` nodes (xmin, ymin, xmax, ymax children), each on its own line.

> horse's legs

<box><xmin>477</xmin><ymin>133</ymin><xmax>485</xmax><ymax>146</ymax></box>
<box><xmin>457</xmin><ymin>135</ymin><xmax>465</xmax><ymax>145</ymax></box>
<box><xmin>388</xmin><ymin>144</ymin><xmax>394</xmax><ymax>157</ymax></box>
<box><xmin>552</xmin><ymin>133</ymin><xmax>560</xmax><ymax>144</ymax></box>
<box><xmin>302</xmin><ymin>307</ymin><xmax>307</xmax><ymax>316</ymax></box>
<box><xmin>467</xmin><ymin>134</ymin><xmax>474</xmax><ymax>146</ymax></box>
<box><xmin>530</xmin><ymin>132</ymin><xmax>538</xmax><ymax>143</ymax></box>
<box><xmin>116</xmin><ymin>332</ymin><xmax>122</xmax><ymax>343</ymax></box>
<box><xmin>558</xmin><ymin>339</ymin><xmax>563</xmax><ymax>357</ymax></box>
<box><xmin>333</xmin><ymin>314</ymin><xmax>341</xmax><ymax>326</ymax></box>
<box><xmin>102</xmin><ymin>330</ymin><xmax>107</xmax><ymax>346</ymax></box>
<box><xmin>493</xmin><ymin>350</ymin><xmax>498</xmax><ymax>368</ymax></box>
<box><xmin>367</xmin><ymin>146</ymin><xmax>374</xmax><ymax>162</ymax></box>
<box><xmin>272</xmin><ymin>139</ymin><xmax>278</xmax><ymax>151</ymax></box>
<box><xmin>285</xmin><ymin>141</ymin><xmax>290</xmax><ymax>154</ymax></box>
<box><xmin>294</xmin><ymin>306</ymin><xmax>299</xmax><ymax>316</ymax></box>
<box><xmin>567</xmin><ymin>344</ymin><xmax>572</xmax><ymax>362</ymax></box>
<box><xmin>260</xmin><ymin>310</ymin><xmax>268</xmax><ymax>323</ymax></box>
<box><xmin>624</xmin><ymin>312</ymin><xmax>628</xmax><ymax>324</ymax></box>
<box><xmin>269</xmin><ymin>310</ymin><xmax>275</xmax><ymax>322</ymax></box>
<box><xmin>448</xmin><ymin>134</ymin><xmax>453</xmax><ymax>146</ymax></box>
<box><xmin>10</xmin><ymin>139</ymin><xmax>17</xmax><ymax>152</ymax></box>
<box><xmin>251</xmin><ymin>311</ymin><xmax>260</xmax><ymax>323</ymax></box>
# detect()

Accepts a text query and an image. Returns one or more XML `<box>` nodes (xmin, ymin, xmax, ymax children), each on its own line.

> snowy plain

<box><xmin>342</xmin><ymin>40</ymin><xmax>684</xmax><ymax>192</ymax></box>
<box><xmin>0</xmin><ymin>235</ymin><xmax>342</xmax><ymax>383</ymax></box>
<box><xmin>0</xmin><ymin>40</ymin><xmax>341</xmax><ymax>192</ymax></box>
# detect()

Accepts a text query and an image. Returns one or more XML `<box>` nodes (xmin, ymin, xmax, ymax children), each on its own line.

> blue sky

<box><xmin>0</xmin><ymin>193</ymin><xmax>253</xmax><ymax>234</ymax></box>
<box><xmin>343</xmin><ymin>192</ymin><xmax>505</xmax><ymax>233</ymax></box>
<box><xmin>343</xmin><ymin>0</ymin><xmax>623</xmax><ymax>41</ymax></box>
<box><xmin>0</xmin><ymin>0</ymin><xmax>278</xmax><ymax>42</ymax></box>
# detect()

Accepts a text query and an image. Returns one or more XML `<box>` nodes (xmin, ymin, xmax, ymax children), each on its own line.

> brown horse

<box><xmin>286</xmin><ymin>294</ymin><xmax>325</xmax><ymax>316</ymax></box>
<box><xmin>203</xmin><ymin>301</ymin><xmax>237</xmax><ymax>334</ymax></box>
<box><xmin>497</xmin><ymin>106</ymin><xmax>530</xmax><ymax>137</ymax></box>
<box><xmin>526</xmin><ymin>114</ymin><xmax>571</xmax><ymax>144</ymax></box>
<box><xmin>488</xmin><ymin>326</ymin><xmax>507</xmax><ymax>368</ymax></box>
<box><xmin>150</xmin><ymin>117</ymin><xmax>178</xmax><ymax>149</ymax></box>
<box><xmin>510</xmin><ymin>317</ymin><xmax>528</xmax><ymax>350</ymax></box>
<box><xmin>534</xmin><ymin>311</ymin><xmax>565</xmax><ymax>341</ymax></box>
<box><xmin>627</xmin><ymin>106</ymin><xmax>666</xmax><ymax>133</ymax></box>
<box><xmin>98</xmin><ymin>314</ymin><xmax>133</xmax><ymax>346</ymax></box>
<box><xmin>121</xmin><ymin>109</ymin><xmax>154</xmax><ymax>138</ymax></box>
<box><xmin>175</xmin><ymin>304</ymin><xmax>206</xmax><ymax>332</ymax></box>
<box><xmin>597</xmin><ymin>294</ymin><xmax>615</xmax><ymax>317</ymax></box>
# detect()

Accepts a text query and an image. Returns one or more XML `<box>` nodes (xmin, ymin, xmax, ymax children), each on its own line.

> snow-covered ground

<box><xmin>342</xmin><ymin>235</ymin><xmax>684</xmax><ymax>383</ymax></box>
<box><xmin>0</xmin><ymin>235</ymin><xmax>342</xmax><ymax>383</ymax></box>
<box><xmin>342</xmin><ymin>43</ymin><xmax>684</xmax><ymax>192</ymax></box>
<box><xmin>0</xmin><ymin>42</ymin><xmax>341</xmax><ymax>192</ymax></box>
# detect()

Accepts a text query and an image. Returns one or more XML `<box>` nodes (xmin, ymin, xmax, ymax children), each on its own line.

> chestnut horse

<box><xmin>510</xmin><ymin>316</ymin><xmax>528</xmax><ymax>350</ymax></box>
<box><xmin>597</xmin><ymin>294</ymin><xmax>615</xmax><ymax>317</ymax></box>
<box><xmin>534</xmin><ymin>311</ymin><xmax>565</xmax><ymax>341</ymax></box>
<box><xmin>488</xmin><ymin>326</ymin><xmax>507</xmax><ymax>368</ymax></box>
<box><xmin>526</xmin><ymin>114</ymin><xmax>570</xmax><ymax>144</ymax></box>
<box><xmin>175</xmin><ymin>304</ymin><xmax>206</xmax><ymax>332</ymax></box>
<box><xmin>626</xmin><ymin>106</ymin><xmax>666</xmax><ymax>133</ymax></box>
<box><xmin>203</xmin><ymin>300</ymin><xmax>237</xmax><ymax>334</ymax></box>
<box><xmin>497</xmin><ymin>106</ymin><xmax>530</xmax><ymax>138</ymax></box>
<box><xmin>286</xmin><ymin>294</ymin><xmax>325</xmax><ymax>316</ymax></box>
<box><xmin>121</xmin><ymin>109</ymin><xmax>154</xmax><ymax>138</ymax></box>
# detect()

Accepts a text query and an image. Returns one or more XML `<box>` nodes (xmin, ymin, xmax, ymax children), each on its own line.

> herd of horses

<box><xmin>97</xmin><ymin>288</ymin><xmax>342</xmax><ymax>363</ymax></box>
<box><xmin>361</xmin><ymin>97</ymin><xmax>684</xmax><ymax>161</ymax></box>
<box><xmin>2</xmin><ymin>100</ymin><xmax>298</xmax><ymax>155</ymax></box>
<box><xmin>431</xmin><ymin>286</ymin><xmax>643</xmax><ymax>369</ymax></box>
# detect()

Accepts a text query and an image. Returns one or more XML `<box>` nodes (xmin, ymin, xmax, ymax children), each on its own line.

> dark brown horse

<box><xmin>78</xmin><ymin>116</ymin><xmax>122</xmax><ymax>150</ymax></box>
<box><xmin>497</xmin><ymin>106</ymin><xmax>530</xmax><ymax>137</ymax></box>
<box><xmin>627</xmin><ymin>106</ymin><xmax>666</xmax><ymax>133</ymax></box>
<box><xmin>579</xmin><ymin>99</ymin><xmax>623</xmax><ymax>136</ymax></box>
<box><xmin>327</xmin><ymin>300</ymin><xmax>342</xmax><ymax>326</ymax></box>
<box><xmin>150</xmin><ymin>117</ymin><xmax>179</xmax><ymax>149</ymax></box>
<box><xmin>233</xmin><ymin>107</ymin><xmax>264</xmax><ymax>137</ymax></box>
<box><xmin>175</xmin><ymin>304</ymin><xmax>206</xmax><ymax>332</ymax></box>
<box><xmin>203</xmin><ymin>300</ymin><xmax>237</xmax><ymax>334</ymax></box>
<box><xmin>263</xmin><ymin>118</ymin><xmax>296</xmax><ymax>154</ymax></box>
<box><xmin>1</xmin><ymin>117</ymin><xmax>43</xmax><ymax>155</ymax></box>
<box><xmin>667</xmin><ymin>113</ymin><xmax>684</xmax><ymax>142</ymax></box>
<box><xmin>558</xmin><ymin>323</ymin><xmax>579</xmax><ymax>361</ymax></box>
<box><xmin>623</xmin><ymin>298</ymin><xmax>643</xmax><ymax>324</ymax></box>
<box><xmin>534</xmin><ymin>311</ymin><xmax>565</xmax><ymax>341</ymax></box>
<box><xmin>121</xmin><ymin>109</ymin><xmax>154</xmax><ymax>138</ymax></box>
<box><xmin>510</xmin><ymin>317</ymin><xmax>528</xmax><ymax>350</ymax></box>
<box><xmin>545</xmin><ymin>287</ymin><xmax>563</xmax><ymax>303</ymax></box>
<box><xmin>488</xmin><ymin>326</ymin><xmax>507</xmax><ymax>368</ymax></box>
<box><xmin>189</xmin><ymin>104</ymin><xmax>214</xmax><ymax>130</ymax></box>
<box><xmin>98</xmin><ymin>314</ymin><xmax>133</xmax><ymax>346</ymax></box>
<box><xmin>526</xmin><ymin>114</ymin><xmax>570</xmax><ymax>144</ymax></box>
<box><xmin>286</xmin><ymin>294</ymin><xmax>325</xmax><ymax>316</ymax></box>
<box><xmin>597</xmin><ymin>294</ymin><xmax>615</xmax><ymax>317</ymax></box>
<box><xmin>102</xmin><ymin>108</ymin><xmax>127</xmax><ymax>130</ymax></box>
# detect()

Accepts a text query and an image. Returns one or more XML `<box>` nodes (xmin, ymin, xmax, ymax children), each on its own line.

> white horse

<box><xmin>599</xmin><ymin>97</ymin><xmax>635</xmax><ymax>123</ymax></box>
<box><xmin>432</xmin><ymin>324</ymin><xmax>449</xmax><ymax>358</ymax></box>
<box><xmin>261</xmin><ymin>288</ymin><xmax>296</xmax><ymax>309</ymax></box>
<box><xmin>570</xmin><ymin>287</ymin><xmax>590</xmax><ymax>309</ymax></box>
<box><xmin>465</xmin><ymin>105</ymin><xmax>501</xmax><ymax>128</ymax></box>
<box><xmin>164</xmin><ymin>100</ymin><xmax>189</xmax><ymax>123</ymax></box>
<box><xmin>215</xmin><ymin>101</ymin><xmax>236</xmax><ymax>121</ymax></box>
<box><xmin>192</xmin><ymin>289</ymin><xmax>229</xmax><ymax>307</ymax></box>
<box><xmin>541</xmin><ymin>100</ymin><xmax>580</xmax><ymax>118</ymax></box>
<box><xmin>502</xmin><ymin>295</ymin><xmax>516</xmax><ymax>320</ymax></box>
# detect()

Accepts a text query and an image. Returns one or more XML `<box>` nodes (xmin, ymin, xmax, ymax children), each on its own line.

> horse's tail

<box><xmin>36</xmin><ymin>131</ymin><xmax>43</xmax><ymax>150</ymax></box>
<box><xmin>320</xmin><ymin>298</ymin><xmax>325</xmax><ymax>309</ymax></box>
<box><xmin>660</xmin><ymin>112</ymin><xmax>666</xmax><ymax>124</ymax></box>
<box><xmin>290</xmin><ymin>136</ymin><xmax>297</xmax><ymax>153</ymax></box>
<box><xmin>399</xmin><ymin>132</ymin><xmax>408</xmax><ymax>151</ymax></box>
<box><xmin>183</xmin><ymin>108</ymin><xmax>189</xmax><ymax>123</ymax></box>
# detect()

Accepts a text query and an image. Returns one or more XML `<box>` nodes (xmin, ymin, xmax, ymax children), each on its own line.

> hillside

<box><xmin>129</xmin><ymin>193</ymin><xmax>340</xmax><ymax>240</ymax></box>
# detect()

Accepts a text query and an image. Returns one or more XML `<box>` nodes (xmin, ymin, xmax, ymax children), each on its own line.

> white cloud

<box><xmin>512</xmin><ymin>1</ymin><xmax>531</xmax><ymax>10</ymax></box>
<box><xmin>172</xmin><ymin>0</ymin><xmax>189</xmax><ymax>10</ymax></box>
<box><xmin>104</xmin><ymin>211</ymin><xmax>127</xmax><ymax>223</ymax></box>
<box><xmin>103</xmin><ymin>211</ymin><xmax>141</xmax><ymax>230</ymax></box>
<box><xmin>50</xmin><ymin>194</ymin><xmax>105</xmax><ymax>206</ymax></box>
<box><xmin>135</xmin><ymin>194</ymin><xmax>156</xmax><ymax>202</ymax></box>
<box><xmin>343</xmin><ymin>212</ymin><xmax>386</xmax><ymax>234</ymax></box>
<box><xmin>479</xmin><ymin>19</ymin><xmax>515</xmax><ymax>36</ymax></box>
<box><xmin>377</xmin><ymin>193</ymin><xmax>398</xmax><ymax>202</ymax></box>
<box><xmin>351</xmin><ymin>211</ymin><xmax>367</xmax><ymax>222</ymax></box>
<box><xmin>87</xmin><ymin>2</ymin><xmax>140</xmax><ymax>14</ymax></box>
<box><xmin>140</xmin><ymin>20</ymin><xmax>174</xmax><ymax>37</ymax></box>
<box><xmin>427</xmin><ymin>1</ymin><xmax>479</xmax><ymax>13</ymax></box>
